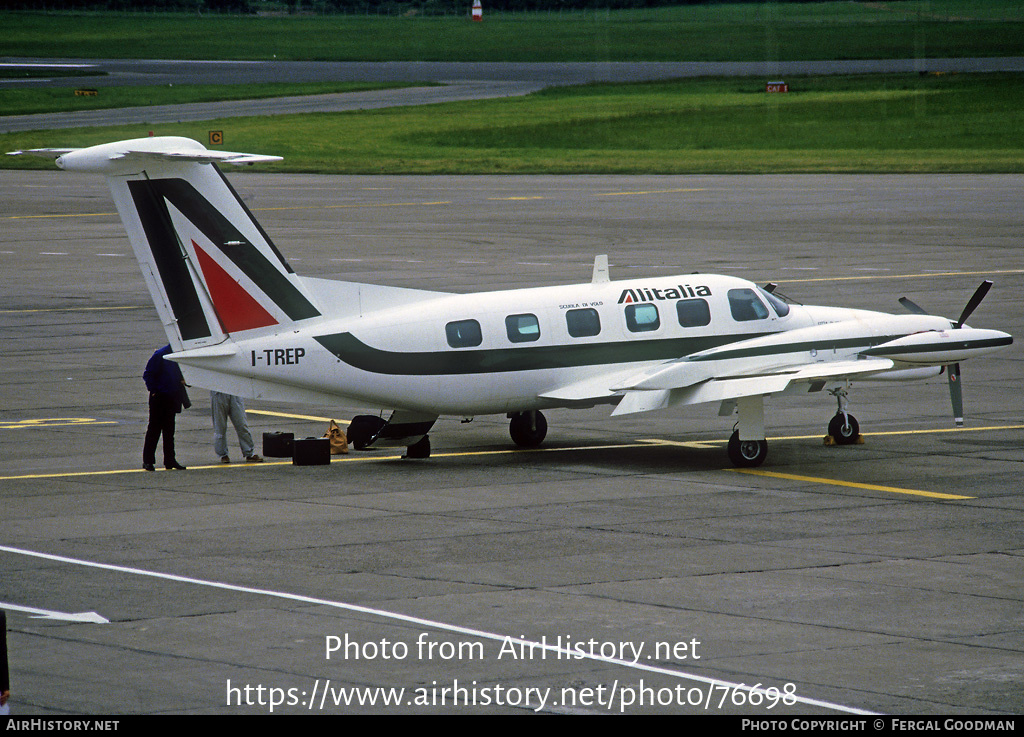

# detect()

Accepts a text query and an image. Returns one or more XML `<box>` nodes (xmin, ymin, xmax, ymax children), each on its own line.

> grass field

<box><xmin>2</xmin><ymin>3</ymin><xmax>1022</xmax><ymax>174</ymax></box>
<box><xmin>4</xmin><ymin>73</ymin><xmax>1023</xmax><ymax>174</ymax></box>
<box><xmin>3</xmin><ymin>2</ymin><xmax>1024</xmax><ymax>62</ymax></box>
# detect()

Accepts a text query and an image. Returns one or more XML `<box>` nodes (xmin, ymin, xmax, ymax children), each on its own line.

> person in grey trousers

<box><xmin>211</xmin><ymin>391</ymin><xmax>263</xmax><ymax>464</ymax></box>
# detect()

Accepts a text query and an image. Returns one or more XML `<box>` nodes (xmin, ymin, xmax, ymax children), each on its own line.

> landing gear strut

<box><xmin>509</xmin><ymin>410</ymin><xmax>547</xmax><ymax>447</ymax></box>
<box><xmin>727</xmin><ymin>395</ymin><xmax>768</xmax><ymax>467</ymax></box>
<box><xmin>827</xmin><ymin>387</ymin><xmax>860</xmax><ymax>445</ymax></box>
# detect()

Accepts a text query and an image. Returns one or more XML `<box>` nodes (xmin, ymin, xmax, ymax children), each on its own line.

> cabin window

<box><xmin>676</xmin><ymin>298</ymin><xmax>711</xmax><ymax>328</ymax></box>
<box><xmin>566</xmin><ymin>308</ymin><xmax>601</xmax><ymax>338</ymax></box>
<box><xmin>445</xmin><ymin>319</ymin><xmax>482</xmax><ymax>348</ymax></box>
<box><xmin>625</xmin><ymin>303</ymin><xmax>661</xmax><ymax>333</ymax></box>
<box><xmin>728</xmin><ymin>289</ymin><xmax>770</xmax><ymax>322</ymax></box>
<box><xmin>506</xmin><ymin>313</ymin><xmax>540</xmax><ymax>343</ymax></box>
<box><xmin>759</xmin><ymin>287</ymin><xmax>791</xmax><ymax>317</ymax></box>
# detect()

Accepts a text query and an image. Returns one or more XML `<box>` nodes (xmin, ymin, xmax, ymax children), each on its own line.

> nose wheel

<box><xmin>828</xmin><ymin>412</ymin><xmax>860</xmax><ymax>444</ymax></box>
<box><xmin>827</xmin><ymin>387</ymin><xmax>861</xmax><ymax>445</ymax></box>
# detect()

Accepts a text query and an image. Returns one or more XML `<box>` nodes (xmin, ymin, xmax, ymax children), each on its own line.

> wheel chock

<box><xmin>823</xmin><ymin>434</ymin><xmax>865</xmax><ymax>446</ymax></box>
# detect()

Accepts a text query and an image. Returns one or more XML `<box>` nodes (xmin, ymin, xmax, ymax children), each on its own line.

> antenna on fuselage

<box><xmin>592</xmin><ymin>255</ymin><xmax>610</xmax><ymax>283</ymax></box>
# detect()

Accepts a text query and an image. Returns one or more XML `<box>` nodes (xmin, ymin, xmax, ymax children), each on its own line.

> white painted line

<box><xmin>0</xmin><ymin>543</ymin><xmax>876</xmax><ymax>715</ymax></box>
<box><xmin>0</xmin><ymin>600</ymin><xmax>108</xmax><ymax>624</ymax></box>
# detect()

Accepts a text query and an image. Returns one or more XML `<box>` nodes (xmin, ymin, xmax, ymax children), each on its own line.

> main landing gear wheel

<box><xmin>728</xmin><ymin>430</ymin><xmax>768</xmax><ymax>468</ymax></box>
<box><xmin>828</xmin><ymin>413</ymin><xmax>860</xmax><ymax>445</ymax></box>
<box><xmin>403</xmin><ymin>435</ymin><xmax>431</xmax><ymax>459</ymax></box>
<box><xmin>509</xmin><ymin>410</ymin><xmax>547</xmax><ymax>448</ymax></box>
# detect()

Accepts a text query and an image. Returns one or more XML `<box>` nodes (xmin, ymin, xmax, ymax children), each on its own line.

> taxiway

<box><xmin>1</xmin><ymin>170</ymin><xmax>1022</xmax><ymax>714</ymax></box>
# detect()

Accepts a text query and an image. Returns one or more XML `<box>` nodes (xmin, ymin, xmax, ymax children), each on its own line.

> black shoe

<box><xmin>165</xmin><ymin>462</ymin><xmax>187</xmax><ymax>470</ymax></box>
<box><xmin>143</xmin><ymin>463</ymin><xmax>155</xmax><ymax>472</ymax></box>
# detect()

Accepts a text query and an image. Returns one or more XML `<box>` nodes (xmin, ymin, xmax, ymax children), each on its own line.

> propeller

<box><xmin>898</xmin><ymin>280</ymin><xmax>994</xmax><ymax>427</ymax></box>
<box><xmin>955</xmin><ymin>279</ymin><xmax>992</xmax><ymax>329</ymax></box>
<box><xmin>898</xmin><ymin>296</ymin><xmax>928</xmax><ymax>315</ymax></box>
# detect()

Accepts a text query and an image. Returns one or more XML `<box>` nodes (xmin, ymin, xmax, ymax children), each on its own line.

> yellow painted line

<box><xmin>781</xmin><ymin>269</ymin><xmax>1024</xmax><ymax>284</ymax></box>
<box><xmin>255</xmin><ymin>201</ymin><xmax>452</xmax><ymax>212</ymax></box>
<box><xmin>488</xmin><ymin>196</ymin><xmax>545</xmax><ymax>201</ymax></box>
<box><xmin>853</xmin><ymin>424</ymin><xmax>1024</xmax><ymax>437</ymax></box>
<box><xmin>0</xmin><ymin>461</ymin><xmax>294</xmax><ymax>480</ymax></box>
<box><xmin>0</xmin><ymin>418</ymin><xmax>117</xmax><ymax>430</ymax></box>
<box><xmin>0</xmin><ymin>306</ymin><xmax>144</xmax><ymax>314</ymax></box>
<box><xmin>2</xmin><ymin>423</ymin><xmax>1019</xmax><ymax>482</ymax></box>
<box><xmin>638</xmin><ymin>438</ymin><xmax>722</xmax><ymax>450</ymax></box>
<box><xmin>1</xmin><ymin>202</ymin><xmax>453</xmax><ymax>222</ymax></box>
<box><xmin>647</xmin><ymin>424</ymin><xmax>1024</xmax><ymax>445</ymax></box>
<box><xmin>595</xmin><ymin>188</ymin><xmax>706</xmax><ymax>196</ymax></box>
<box><xmin>727</xmin><ymin>468</ymin><xmax>973</xmax><ymax>501</ymax></box>
<box><xmin>1</xmin><ymin>212</ymin><xmax>117</xmax><ymax>221</ymax></box>
<box><xmin>0</xmin><ymin>441</ymin><xmax>642</xmax><ymax>481</ymax></box>
<box><xmin>432</xmin><ymin>442</ymin><xmax>642</xmax><ymax>459</ymax></box>
<box><xmin>246</xmin><ymin>409</ymin><xmax>343</xmax><ymax>423</ymax></box>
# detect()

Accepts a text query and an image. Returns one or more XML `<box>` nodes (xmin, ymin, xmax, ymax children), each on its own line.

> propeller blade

<box><xmin>948</xmin><ymin>362</ymin><xmax>964</xmax><ymax>426</ymax></box>
<box><xmin>763</xmin><ymin>282</ymin><xmax>778</xmax><ymax>293</ymax></box>
<box><xmin>899</xmin><ymin>296</ymin><xmax>930</xmax><ymax>315</ymax></box>
<box><xmin>956</xmin><ymin>280</ymin><xmax>993</xmax><ymax>328</ymax></box>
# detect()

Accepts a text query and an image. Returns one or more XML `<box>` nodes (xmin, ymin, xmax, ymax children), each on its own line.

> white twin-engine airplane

<box><xmin>12</xmin><ymin>136</ymin><xmax>1013</xmax><ymax>466</ymax></box>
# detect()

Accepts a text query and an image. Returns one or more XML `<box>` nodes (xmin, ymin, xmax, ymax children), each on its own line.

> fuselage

<box><xmin>171</xmin><ymin>272</ymin><xmax>1007</xmax><ymax>417</ymax></box>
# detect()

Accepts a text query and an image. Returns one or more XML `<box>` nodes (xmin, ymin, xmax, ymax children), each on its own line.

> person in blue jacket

<box><xmin>142</xmin><ymin>345</ymin><xmax>190</xmax><ymax>471</ymax></box>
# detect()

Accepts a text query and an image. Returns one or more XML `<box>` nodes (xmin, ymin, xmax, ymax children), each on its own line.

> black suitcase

<box><xmin>263</xmin><ymin>431</ymin><xmax>294</xmax><ymax>458</ymax></box>
<box><xmin>293</xmin><ymin>437</ymin><xmax>330</xmax><ymax>466</ymax></box>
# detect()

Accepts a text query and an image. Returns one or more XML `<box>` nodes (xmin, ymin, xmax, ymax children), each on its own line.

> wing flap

<box><xmin>610</xmin><ymin>358</ymin><xmax>896</xmax><ymax>416</ymax></box>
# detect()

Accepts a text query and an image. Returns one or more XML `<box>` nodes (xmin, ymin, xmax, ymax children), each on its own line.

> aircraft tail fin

<box><xmin>14</xmin><ymin>137</ymin><xmax>322</xmax><ymax>351</ymax></box>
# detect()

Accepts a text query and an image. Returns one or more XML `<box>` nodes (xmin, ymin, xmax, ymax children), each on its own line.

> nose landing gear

<box><xmin>826</xmin><ymin>387</ymin><xmax>861</xmax><ymax>445</ymax></box>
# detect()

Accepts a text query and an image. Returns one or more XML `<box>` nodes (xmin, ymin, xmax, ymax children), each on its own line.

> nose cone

<box><xmin>991</xmin><ymin>329</ymin><xmax>1013</xmax><ymax>348</ymax></box>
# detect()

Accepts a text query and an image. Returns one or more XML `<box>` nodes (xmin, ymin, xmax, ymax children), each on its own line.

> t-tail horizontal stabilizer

<box><xmin>11</xmin><ymin>137</ymin><xmax>321</xmax><ymax>351</ymax></box>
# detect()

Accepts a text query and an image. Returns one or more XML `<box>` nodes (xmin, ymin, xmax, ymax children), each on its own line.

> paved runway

<box><xmin>4</xmin><ymin>57</ymin><xmax>1024</xmax><ymax>132</ymax></box>
<box><xmin>1</xmin><ymin>168</ymin><xmax>1022</xmax><ymax>714</ymax></box>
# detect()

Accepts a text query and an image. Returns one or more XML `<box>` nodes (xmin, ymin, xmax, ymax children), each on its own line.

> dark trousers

<box><xmin>143</xmin><ymin>393</ymin><xmax>178</xmax><ymax>466</ymax></box>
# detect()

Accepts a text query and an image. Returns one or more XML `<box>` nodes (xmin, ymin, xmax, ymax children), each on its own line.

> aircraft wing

<box><xmin>537</xmin><ymin>352</ymin><xmax>896</xmax><ymax>415</ymax></box>
<box><xmin>610</xmin><ymin>357</ymin><xmax>896</xmax><ymax>416</ymax></box>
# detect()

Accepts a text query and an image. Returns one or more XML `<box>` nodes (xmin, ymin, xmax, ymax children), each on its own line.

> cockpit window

<box><xmin>758</xmin><ymin>287</ymin><xmax>791</xmax><ymax>317</ymax></box>
<box><xmin>728</xmin><ymin>289</ymin><xmax>770</xmax><ymax>322</ymax></box>
<box><xmin>506</xmin><ymin>313</ymin><xmax>540</xmax><ymax>343</ymax></box>
<box><xmin>446</xmin><ymin>319</ymin><xmax>482</xmax><ymax>348</ymax></box>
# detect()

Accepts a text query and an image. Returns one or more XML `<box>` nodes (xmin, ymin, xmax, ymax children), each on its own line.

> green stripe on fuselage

<box><xmin>313</xmin><ymin>329</ymin><xmax>937</xmax><ymax>377</ymax></box>
<box><xmin>315</xmin><ymin>331</ymin><xmax>763</xmax><ymax>376</ymax></box>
